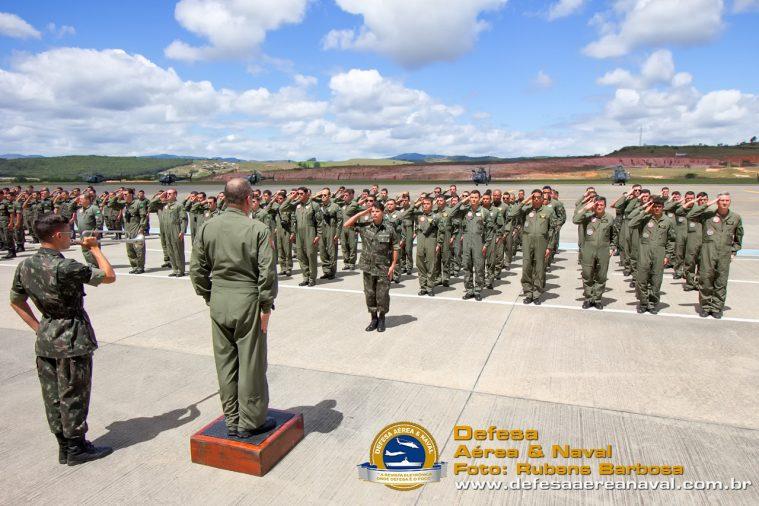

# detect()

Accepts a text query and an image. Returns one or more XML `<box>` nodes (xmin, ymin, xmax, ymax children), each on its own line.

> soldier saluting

<box><xmin>9</xmin><ymin>214</ymin><xmax>116</xmax><ymax>465</ymax></box>
<box><xmin>687</xmin><ymin>193</ymin><xmax>743</xmax><ymax>319</ymax></box>
<box><xmin>573</xmin><ymin>196</ymin><xmax>616</xmax><ymax>310</ymax></box>
<box><xmin>343</xmin><ymin>201</ymin><xmax>399</xmax><ymax>333</ymax></box>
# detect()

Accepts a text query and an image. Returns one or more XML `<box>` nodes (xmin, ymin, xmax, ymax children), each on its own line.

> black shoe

<box><xmin>128</xmin><ymin>268</ymin><xmax>136</xmax><ymax>274</ymax></box>
<box><xmin>226</xmin><ymin>426</ymin><xmax>238</xmax><ymax>438</ymax></box>
<box><xmin>462</xmin><ymin>293</ymin><xmax>474</xmax><ymax>300</ymax></box>
<box><xmin>161</xmin><ymin>262</ymin><xmax>171</xmax><ymax>268</ymax></box>
<box><xmin>523</xmin><ymin>297</ymin><xmax>533</xmax><ymax>304</ymax></box>
<box><xmin>673</xmin><ymin>273</ymin><xmax>682</xmax><ymax>280</ymax></box>
<box><xmin>636</xmin><ymin>305</ymin><xmax>646</xmax><ymax>314</ymax></box>
<box><xmin>486</xmin><ymin>283</ymin><xmax>493</xmax><ymax>289</ymax></box>
<box><xmin>366</xmin><ymin>314</ymin><xmax>379</xmax><ymax>332</ymax></box>
<box><xmin>623</xmin><ymin>270</ymin><xmax>631</xmax><ymax>277</ymax></box>
<box><xmin>648</xmin><ymin>307</ymin><xmax>659</xmax><ymax>315</ymax></box>
<box><xmin>495</xmin><ymin>273</ymin><xmax>502</xmax><ymax>280</ymax></box>
<box><xmin>55</xmin><ymin>433</ymin><xmax>67</xmax><ymax>464</ymax></box>
<box><xmin>285</xmin><ymin>271</ymin><xmax>292</xmax><ymax>277</ymax></box>
<box><xmin>342</xmin><ymin>266</ymin><xmax>350</xmax><ymax>271</ymax></box>
<box><xmin>594</xmin><ymin>302</ymin><xmax>604</xmax><ymax>310</ymax></box>
<box><xmin>712</xmin><ymin>311</ymin><xmax>722</xmax><ymax>319</ymax></box>
<box><xmin>176</xmin><ymin>273</ymin><xmax>185</xmax><ymax>277</ymax></box>
<box><xmin>428</xmin><ymin>291</ymin><xmax>435</xmax><ymax>297</ymax></box>
<box><xmin>237</xmin><ymin>417</ymin><xmax>277</xmax><ymax>438</ymax></box>
<box><xmin>298</xmin><ymin>280</ymin><xmax>309</xmax><ymax>286</ymax></box>
<box><xmin>442</xmin><ymin>280</ymin><xmax>449</xmax><ymax>287</ymax></box>
<box><xmin>418</xmin><ymin>290</ymin><xmax>427</xmax><ymax>296</ymax></box>
<box><xmin>66</xmin><ymin>437</ymin><xmax>112</xmax><ymax>466</ymax></box>
<box><xmin>582</xmin><ymin>300</ymin><xmax>592</xmax><ymax>309</ymax></box>
<box><xmin>168</xmin><ymin>273</ymin><xmax>177</xmax><ymax>277</ymax></box>
<box><xmin>474</xmin><ymin>293</ymin><xmax>482</xmax><ymax>301</ymax></box>
<box><xmin>629</xmin><ymin>281</ymin><xmax>635</xmax><ymax>288</ymax></box>
<box><xmin>2</xmin><ymin>253</ymin><xmax>16</xmax><ymax>259</ymax></box>
<box><xmin>377</xmin><ymin>314</ymin><xmax>386</xmax><ymax>332</ymax></box>
<box><xmin>683</xmin><ymin>285</ymin><xmax>695</xmax><ymax>292</ymax></box>
<box><xmin>319</xmin><ymin>273</ymin><xmax>330</xmax><ymax>279</ymax></box>
<box><xmin>533</xmin><ymin>297</ymin><xmax>541</xmax><ymax>305</ymax></box>
<box><xmin>698</xmin><ymin>309</ymin><xmax>709</xmax><ymax>318</ymax></box>
<box><xmin>133</xmin><ymin>268</ymin><xmax>144</xmax><ymax>274</ymax></box>
<box><xmin>308</xmin><ymin>280</ymin><xmax>315</xmax><ymax>287</ymax></box>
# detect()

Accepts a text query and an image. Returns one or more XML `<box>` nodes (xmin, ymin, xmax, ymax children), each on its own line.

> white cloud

<box><xmin>0</xmin><ymin>12</ymin><xmax>41</xmax><ymax>39</ymax></box>
<box><xmin>0</xmin><ymin>47</ymin><xmax>756</xmax><ymax>160</ymax></box>
<box><xmin>733</xmin><ymin>0</ymin><xmax>759</xmax><ymax>12</ymax></box>
<box><xmin>47</xmin><ymin>23</ymin><xmax>76</xmax><ymax>38</ymax></box>
<box><xmin>548</xmin><ymin>0</ymin><xmax>585</xmax><ymax>20</ymax></box>
<box><xmin>533</xmin><ymin>70</ymin><xmax>554</xmax><ymax>89</ymax></box>
<box><xmin>324</xmin><ymin>0</ymin><xmax>507</xmax><ymax>68</ymax></box>
<box><xmin>165</xmin><ymin>0</ymin><xmax>310</xmax><ymax>61</ymax></box>
<box><xmin>584</xmin><ymin>0</ymin><xmax>724</xmax><ymax>58</ymax></box>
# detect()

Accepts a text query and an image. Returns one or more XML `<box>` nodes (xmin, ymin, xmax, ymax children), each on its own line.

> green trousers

<box><xmin>341</xmin><ymin>227</ymin><xmax>357</xmax><ymax>267</ymax></box>
<box><xmin>698</xmin><ymin>244</ymin><xmax>731</xmax><ymax>312</ymax></box>
<box><xmin>683</xmin><ymin>234</ymin><xmax>702</xmax><ymax>290</ymax></box>
<box><xmin>296</xmin><ymin>227</ymin><xmax>318</xmax><ymax>282</ymax></box>
<box><xmin>320</xmin><ymin>226</ymin><xmax>339</xmax><ymax>276</ymax></box>
<box><xmin>674</xmin><ymin>230</ymin><xmax>687</xmax><ymax>277</ymax></box>
<box><xmin>521</xmin><ymin>235</ymin><xmax>548</xmax><ymax>299</ymax></box>
<box><xmin>416</xmin><ymin>234</ymin><xmax>437</xmax><ymax>292</ymax></box>
<box><xmin>126</xmin><ymin>224</ymin><xmax>145</xmax><ymax>269</ymax></box>
<box><xmin>36</xmin><ymin>354</ymin><xmax>92</xmax><ymax>438</ymax></box>
<box><xmin>580</xmin><ymin>246</ymin><xmax>610</xmax><ymax>302</ymax></box>
<box><xmin>636</xmin><ymin>245</ymin><xmax>666</xmax><ymax>308</ymax></box>
<box><xmin>164</xmin><ymin>231</ymin><xmax>185</xmax><ymax>275</ymax></box>
<box><xmin>462</xmin><ymin>238</ymin><xmax>486</xmax><ymax>295</ymax></box>
<box><xmin>210</xmin><ymin>288</ymin><xmax>268</xmax><ymax>431</ymax></box>
<box><xmin>276</xmin><ymin>227</ymin><xmax>293</xmax><ymax>273</ymax></box>
<box><xmin>402</xmin><ymin>225</ymin><xmax>414</xmax><ymax>271</ymax></box>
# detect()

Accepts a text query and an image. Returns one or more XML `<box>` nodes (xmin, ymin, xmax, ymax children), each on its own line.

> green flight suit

<box><xmin>75</xmin><ymin>205</ymin><xmax>103</xmax><ymax>266</ymax></box>
<box><xmin>484</xmin><ymin>204</ymin><xmax>505</xmax><ymax>285</ymax></box>
<box><xmin>281</xmin><ymin>198</ymin><xmax>323</xmax><ymax>283</ymax></box>
<box><xmin>628</xmin><ymin>212</ymin><xmax>675</xmax><ymax>310</ymax></box>
<box><xmin>123</xmin><ymin>199</ymin><xmax>148</xmax><ymax>270</ymax></box>
<box><xmin>688</xmin><ymin>205</ymin><xmax>743</xmax><ymax>313</ymax></box>
<box><xmin>339</xmin><ymin>198</ymin><xmax>360</xmax><ymax>269</ymax></box>
<box><xmin>547</xmin><ymin>199</ymin><xmax>566</xmax><ymax>264</ymax></box>
<box><xmin>353</xmin><ymin>215</ymin><xmax>399</xmax><ymax>314</ymax></box>
<box><xmin>682</xmin><ymin>209</ymin><xmax>704</xmax><ymax>291</ymax></box>
<box><xmin>671</xmin><ymin>204</ymin><xmax>689</xmax><ymax>277</ymax></box>
<box><xmin>401</xmin><ymin>204</ymin><xmax>415</xmax><ymax>273</ymax></box>
<box><xmin>151</xmin><ymin>198</ymin><xmax>188</xmax><ymax>275</ymax></box>
<box><xmin>451</xmin><ymin>202</ymin><xmax>493</xmax><ymax>296</ymax></box>
<box><xmin>190</xmin><ymin>207</ymin><xmax>278</xmax><ymax>432</ymax></box>
<box><xmin>149</xmin><ymin>197</ymin><xmax>171</xmax><ymax>265</ymax></box>
<box><xmin>272</xmin><ymin>203</ymin><xmax>294</xmax><ymax>275</ymax></box>
<box><xmin>11</xmin><ymin>248</ymin><xmax>106</xmax><ymax>438</ymax></box>
<box><xmin>511</xmin><ymin>203</ymin><xmax>557</xmax><ymax>300</ymax></box>
<box><xmin>385</xmin><ymin>210</ymin><xmax>405</xmax><ymax>283</ymax></box>
<box><xmin>319</xmin><ymin>202</ymin><xmax>343</xmax><ymax>276</ymax></box>
<box><xmin>434</xmin><ymin>206</ymin><xmax>455</xmax><ymax>284</ymax></box>
<box><xmin>503</xmin><ymin>203</ymin><xmax>519</xmax><ymax>267</ymax></box>
<box><xmin>405</xmin><ymin>207</ymin><xmax>443</xmax><ymax>293</ymax></box>
<box><xmin>573</xmin><ymin>210</ymin><xmax>616</xmax><ymax>303</ymax></box>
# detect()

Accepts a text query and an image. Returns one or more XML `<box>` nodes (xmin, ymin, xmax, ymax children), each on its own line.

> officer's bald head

<box><xmin>224</xmin><ymin>178</ymin><xmax>252</xmax><ymax>206</ymax></box>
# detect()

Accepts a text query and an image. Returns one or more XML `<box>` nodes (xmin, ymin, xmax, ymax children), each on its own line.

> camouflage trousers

<box><xmin>362</xmin><ymin>272</ymin><xmax>390</xmax><ymax>314</ymax></box>
<box><xmin>36</xmin><ymin>354</ymin><xmax>92</xmax><ymax>438</ymax></box>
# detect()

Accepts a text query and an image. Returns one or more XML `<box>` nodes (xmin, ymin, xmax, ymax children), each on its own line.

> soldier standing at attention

<box><xmin>1</xmin><ymin>191</ymin><xmax>16</xmax><ymax>259</ymax></box>
<box><xmin>400</xmin><ymin>193</ymin><xmax>416</xmax><ymax>275</ymax></box>
<box><xmin>318</xmin><ymin>189</ymin><xmax>343</xmax><ymax>280</ymax></box>
<box><xmin>510</xmin><ymin>189</ymin><xmax>558</xmax><ymax>305</ymax></box>
<box><xmin>450</xmin><ymin>190</ymin><xmax>492</xmax><ymax>301</ymax></box>
<box><xmin>481</xmin><ymin>191</ymin><xmax>504</xmax><ymax>289</ymax></box>
<box><xmin>10</xmin><ymin>214</ymin><xmax>115</xmax><ymax>465</ymax></box>
<box><xmin>343</xmin><ymin>202</ymin><xmax>399</xmax><ymax>333</ymax></box>
<box><xmin>272</xmin><ymin>191</ymin><xmax>294</xmax><ymax>277</ymax></box>
<box><xmin>74</xmin><ymin>194</ymin><xmax>104</xmax><ymax>267</ymax></box>
<box><xmin>121</xmin><ymin>189</ymin><xmax>147</xmax><ymax>274</ymax></box>
<box><xmin>628</xmin><ymin>197</ymin><xmax>675</xmax><ymax>314</ymax></box>
<box><xmin>190</xmin><ymin>178</ymin><xmax>278</xmax><ymax>438</ymax></box>
<box><xmin>573</xmin><ymin>196</ymin><xmax>616</xmax><ymax>309</ymax></box>
<box><xmin>548</xmin><ymin>188</ymin><xmax>566</xmax><ymax>265</ymax></box>
<box><xmin>151</xmin><ymin>189</ymin><xmax>188</xmax><ymax>277</ymax></box>
<box><xmin>281</xmin><ymin>187</ymin><xmax>323</xmax><ymax>287</ymax></box>
<box><xmin>14</xmin><ymin>191</ymin><xmax>27</xmax><ymax>251</ymax></box>
<box><xmin>688</xmin><ymin>193</ymin><xmax>743</xmax><ymax>319</ymax></box>
<box><xmin>149</xmin><ymin>191</ymin><xmax>172</xmax><ymax>267</ymax></box>
<box><xmin>406</xmin><ymin>195</ymin><xmax>443</xmax><ymax>296</ymax></box>
<box><xmin>338</xmin><ymin>189</ymin><xmax>359</xmax><ymax>270</ymax></box>
<box><xmin>384</xmin><ymin>198</ymin><xmax>405</xmax><ymax>284</ymax></box>
<box><xmin>666</xmin><ymin>191</ymin><xmax>686</xmax><ymax>279</ymax></box>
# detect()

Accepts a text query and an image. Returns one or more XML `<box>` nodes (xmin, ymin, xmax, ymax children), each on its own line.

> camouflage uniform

<box><xmin>354</xmin><ymin>215</ymin><xmax>399</xmax><ymax>314</ymax></box>
<box><xmin>0</xmin><ymin>197</ymin><xmax>16</xmax><ymax>256</ymax></box>
<box><xmin>14</xmin><ymin>198</ymin><xmax>26</xmax><ymax>251</ymax></box>
<box><xmin>10</xmin><ymin>248</ymin><xmax>106</xmax><ymax>438</ymax></box>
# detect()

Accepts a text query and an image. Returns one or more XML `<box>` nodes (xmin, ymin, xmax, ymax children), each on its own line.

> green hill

<box><xmin>608</xmin><ymin>144</ymin><xmax>759</xmax><ymax>158</ymax></box>
<box><xmin>0</xmin><ymin>156</ymin><xmax>196</xmax><ymax>182</ymax></box>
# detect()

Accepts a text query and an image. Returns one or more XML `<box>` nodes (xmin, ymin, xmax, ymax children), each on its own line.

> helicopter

<box><xmin>248</xmin><ymin>170</ymin><xmax>274</xmax><ymax>185</ymax></box>
<box><xmin>611</xmin><ymin>164</ymin><xmax>630</xmax><ymax>185</ymax></box>
<box><xmin>84</xmin><ymin>174</ymin><xmax>107</xmax><ymax>184</ymax></box>
<box><xmin>158</xmin><ymin>173</ymin><xmax>190</xmax><ymax>185</ymax></box>
<box><xmin>471</xmin><ymin>166</ymin><xmax>492</xmax><ymax>186</ymax></box>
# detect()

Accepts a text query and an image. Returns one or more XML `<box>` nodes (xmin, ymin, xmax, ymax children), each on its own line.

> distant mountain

<box><xmin>0</xmin><ymin>154</ymin><xmax>45</xmax><ymax>159</ymax></box>
<box><xmin>141</xmin><ymin>154</ymin><xmax>247</xmax><ymax>163</ymax></box>
<box><xmin>390</xmin><ymin>153</ymin><xmax>446</xmax><ymax>162</ymax></box>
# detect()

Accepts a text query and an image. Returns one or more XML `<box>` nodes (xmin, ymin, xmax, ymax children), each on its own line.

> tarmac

<box><xmin>0</xmin><ymin>183</ymin><xmax>757</xmax><ymax>505</ymax></box>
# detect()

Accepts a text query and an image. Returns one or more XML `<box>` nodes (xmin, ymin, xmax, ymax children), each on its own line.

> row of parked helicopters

<box><xmin>82</xmin><ymin>165</ymin><xmax>632</xmax><ymax>186</ymax></box>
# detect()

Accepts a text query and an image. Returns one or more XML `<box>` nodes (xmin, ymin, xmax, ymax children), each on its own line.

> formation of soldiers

<box><xmin>1</xmin><ymin>181</ymin><xmax>743</xmax><ymax>320</ymax></box>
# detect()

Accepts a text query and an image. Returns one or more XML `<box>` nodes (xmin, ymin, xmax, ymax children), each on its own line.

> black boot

<box><xmin>365</xmin><ymin>312</ymin><xmax>379</xmax><ymax>332</ymax></box>
<box><xmin>377</xmin><ymin>313</ymin><xmax>386</xmax><ymax>332</ymax></box>
<box><xmin>55</xmin><ymin>433</ymin><xmax>67</xmax><ymax>464</ymax></box>
<box><xmin>66</xmin><ymin>437</ymin><xmax>112</xmax><ymax>466</ymax></box>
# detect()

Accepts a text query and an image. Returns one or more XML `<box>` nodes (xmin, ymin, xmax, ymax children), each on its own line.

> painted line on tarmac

<box><xmin>8</xmin><ymin>263</ymin><xmax>747</xmax><ymax>324</ymax></box>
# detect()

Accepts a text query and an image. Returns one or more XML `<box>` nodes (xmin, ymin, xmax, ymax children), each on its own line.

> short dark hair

<box><xmin>697</xmin><ymin>192</ymin><xmax>708</xmax><ymax>198</ymax></box>
<box><xmin>652</xmin><ymin>197</ymin><xmax>665</xmax><ymax>205</ymax></box>
<box><xmin>224</xmin><ymin>178</ymin><xmax>252</xmax><ymax>205</ymax></box>
<box><xmin>595</xmin><ymin>196</ymin><xmax>607</xmax><ymax>204</ymax></box>
<box><xmin>640</xmin><ymin>189</ymin><xmax>651</xmax><ymax>195</ymax></box>
<box><xmin>470</xmin><ymin>190</ymin><xmax>481</xmax><ymax>196</ymax></box>
<box><xmin>542</xmin><ymin>185</ymin><xmax>552</xmax><ymax>191</ymax></box>
<box><xmin>34</xmin><ymin>214</ymin><xmax>68</xmax><ymax>242</ymax></box>
<box><xmin>373</xmin><ymin>202</ymin><xmax>385</xmax><ymax>212</ymax></box>
<box><xmin>685</xmin><ymin>191</ymin><xmax>695</xmax><ymax>197</ymax></box>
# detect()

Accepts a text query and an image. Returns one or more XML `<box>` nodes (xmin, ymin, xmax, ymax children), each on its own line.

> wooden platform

<box><xmin>190</xmin><ymin>409</ymin><xmax>304</xmax><ymax>476</ymax></box>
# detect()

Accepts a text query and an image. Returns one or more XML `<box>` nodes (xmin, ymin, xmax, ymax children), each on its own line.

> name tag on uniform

<box><xmin>528</xmin><ymin>212</ymin><xmax>535</xmax><ymax>218</ymax></box>
<box><xmin>678</xmin><ymin>217</ymin><xmax>685</xmax><ymax>223</ymax></box>
<box><xmin>647</xmin><ymin>222</ymin><xmax>654</xmax><ymax>228</ymax></box>
<box><xmin>642</xmin><ymin>232</ymin><xmax>650</xmax><ymax>238</ymax></box>
<box><xmin>707</xmin><ymin>230</ymin><xmax>714</xmax><ymax>236</ymax></box>
<box><xmin>420</xmin><ymin>216</ymin><xmax>426</xmax><ymax>222</ymax></box>
<box><xmin>689</xmin><ymin>222</ymin><xmax>695</xmax><ymax>228</ymax></box>
<box><xmin>591</xmin><ymin>217</ymin><xmax>597</xmax><ymax>223</ymax></box>
<box><xmin>713</xmin><ymin>217</ymin><xmax>720</xmax><ymax>223</ymax></box>
<box><xmin>467</xmin><ymin>212</ymin><xmax>473</xmax><ymax>218</ymax></box>
<box><xmin>586</xmin><ymin>229</ymin><xmax>594</xmax><ymax>236</ymax></box>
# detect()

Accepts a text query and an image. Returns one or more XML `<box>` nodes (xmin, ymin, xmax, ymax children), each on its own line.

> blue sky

<box><xmin>0</xmin><ymin>0</ymin><xmax>757</xmax><ymax>159</ymax></box>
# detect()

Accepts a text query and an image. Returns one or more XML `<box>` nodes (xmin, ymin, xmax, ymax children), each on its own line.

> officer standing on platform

<box><xmin>190</xmin><ymin>178</ymin><xmax>278</xmax><ymax>438</ymax></box>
